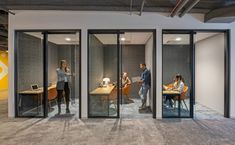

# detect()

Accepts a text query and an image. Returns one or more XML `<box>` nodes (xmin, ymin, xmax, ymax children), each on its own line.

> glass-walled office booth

<box><xmin>88</xmin><ymin>32</ymin><xmax>120</xmax><ymax>118</ymax></box>
<box><xmin>88</xmin><ymin>30</ymin><xmax>156</xmax><ymax>118</ymax></box>
<box><xmin>15</xmin><ymin>30</ymin><xmax>81</xmax><ymax>117</ymax></box>
<box><xmin>162</xmin><ymin>31</ymin><xmax>194</xmax><ymax>118</ymax></box>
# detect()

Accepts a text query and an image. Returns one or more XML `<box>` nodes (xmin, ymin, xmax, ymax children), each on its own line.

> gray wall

<box><xmin>163</xmin><ymin>45</ymin><xmax>191</xmax><ymax>93</ymax></box>
<box><xmin>103</xmin><ymin>45</ymin><xmax>118</xmax><ymax>82</ymax></box>
<box><xmin>48</xmin><ymin>42</ymin><xmax>58</xmax><ymax>85</ymax></box>
<box><xmin>103</xmin><ymin>44</ymin><xmax>145</xmax><ymax>98</ymax></box>
<box><xmin>122</xmin><ymin>45</ymin><xmax>145</xmax><ymax>98</ymax></box>
<box><xmin>18</xmin><ymin>33</ymin><xmax>79</xmax><ymax>101</ymax></box>
<box><xmin>17</xmin><ymin>32</ymin><xmax>44</xmax><ymax>91</ymax></box>
<box><xmin>89</xmin><ymin>34</ymin><xmax>104</xmax><ymax>91</ymax></box>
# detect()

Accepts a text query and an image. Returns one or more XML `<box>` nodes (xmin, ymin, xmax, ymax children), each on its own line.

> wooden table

<box><xmin>19</xmin><ymin>85</ymin><xmax>57</xmax><ymax>115</ymax></box>
<box><xmin>90</xmin><ymin>85</ymin><xmax>115</xmax><ymax>95</ymax></box>
<box><xmin>90</xmin><ymin>85</ymin><xmax>116</xmax><ymax>116</ymax></box>
<box><xmin>163</xmin><ymin>90</ymin><xmax>180</xmax><ymax>95</ymax></box>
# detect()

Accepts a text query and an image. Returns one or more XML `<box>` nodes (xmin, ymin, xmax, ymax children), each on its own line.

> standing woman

<box><xmin>56</xmin><ymin>60</ymin><xmax>71</xmax><ymax>114</ymax></box>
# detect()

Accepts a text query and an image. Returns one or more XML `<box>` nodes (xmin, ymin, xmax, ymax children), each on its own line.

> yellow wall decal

<box><xmin>0</xmin><ymin>51</ymin><xmax>8</xmax><ymax>90</ymax></box>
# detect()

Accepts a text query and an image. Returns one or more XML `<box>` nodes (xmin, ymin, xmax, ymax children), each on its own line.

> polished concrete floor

<box><xmin>0</xmin><ymin>97</ymin><xmax>235</xmax><ymax>145</ymax></box>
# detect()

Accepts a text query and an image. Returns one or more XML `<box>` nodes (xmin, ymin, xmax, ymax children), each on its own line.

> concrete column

<box><xmin>156</xmin><ymin>29</ymin><xmax>162</xmax><ymax>119</ymax></box>
<box><xmin>81</xmin><ymin>29</ymin><xmax>88</xmax><ymax>118</ymax></box>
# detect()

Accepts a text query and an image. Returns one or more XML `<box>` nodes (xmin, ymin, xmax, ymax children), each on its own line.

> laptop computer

<box><xmin>31</xmin><ymin>84</ymin><xmax>39</xmax><ymax>90</ymax></box>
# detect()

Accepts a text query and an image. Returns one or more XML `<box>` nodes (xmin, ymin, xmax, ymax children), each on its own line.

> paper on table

<box><xmin>132</xmin><ymin>76</ymin><xmax>141</xmax><ymax>83</ymax></box>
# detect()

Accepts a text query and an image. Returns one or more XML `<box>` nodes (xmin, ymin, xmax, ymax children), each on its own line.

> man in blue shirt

<box><xmin>138</xmin><ymin>63</ymin><xmax>151</xmax><ymax>109</ymax></box>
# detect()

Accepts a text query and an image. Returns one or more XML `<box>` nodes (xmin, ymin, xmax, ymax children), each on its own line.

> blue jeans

<box><xmin>139</xmin><ymin>85</ymin><xmax>150</xmax><ymax>104</ymax></box>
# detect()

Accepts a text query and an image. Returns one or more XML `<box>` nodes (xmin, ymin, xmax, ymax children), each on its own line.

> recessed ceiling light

<box><xmin>120</xmin><ymin>37</ymin><xmax>126</xmax><ymax>41</ymax></box>
<box><xmin>65</xmin><ymin>38</ymin><xmax>71</xmax><ymax>41</ymax></box>
<box><xmin>175</xmin><ymin>37</ymin><xmax>182</xmax><ymax>41</ymax></box>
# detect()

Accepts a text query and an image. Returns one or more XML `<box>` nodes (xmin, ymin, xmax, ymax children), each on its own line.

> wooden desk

<box><xmin>163</xmin><ymin>90</ymin><xmax>180</xmax><ymax>95</ymax></box>
<box><xmin>19</xmin><ymin>84</ymin><xmax>56</xmax><ymax>95</ymax></box>
<box><xmin>90</xmin><ymin>85</ymin><xmax>116</xmax><ymax>116</ymax></box>
<box><xmin>19</xmin><ymin>85</ymin><xmax>57</xmax><ymax>114</ymax></box>
<box><xmin>90</xmin><ymin>85</ymin><xmax>115</xmax><ymax>95</ymax></box>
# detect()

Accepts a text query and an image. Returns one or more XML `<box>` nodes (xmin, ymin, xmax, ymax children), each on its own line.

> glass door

<box><xmin>15</xmin><ymin>30</ymin><xmax>81</xmax><ymax>118</ymax></box>
<box><xmin>46</xmin><ymin>31</ymin><xmax>80</xmax><ymax>117</ymax></box>
<box><xmin>88</xmin><ymin>31</ymin><xmax>120</xmax><ymax>118</ymax></box>
<box><xmin>162</xmin><ymin>30</ymin><xmax>194</xmax><ymax>118</ymax></box>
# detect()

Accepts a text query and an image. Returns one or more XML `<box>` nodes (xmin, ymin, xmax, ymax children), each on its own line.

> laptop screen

<box><xmin>31</xmin><ymin>84</ymin><xmax>38</xmax><ymax>90</ymax></box>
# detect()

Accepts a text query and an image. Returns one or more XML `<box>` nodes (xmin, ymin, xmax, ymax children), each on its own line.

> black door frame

<box><xmin>14</xmin><ymin>29</ymin><xmax>82</xmax><ymax>118</ymax></box>
<box><xmin>87</xmin><ymin>29</ymin><xmax>156</xmax><ymax>118</ymax></box>
<box><xmin>162</xmin><ymin>29</ymin><xmax>230</xmax><ymax>118</ymax></box>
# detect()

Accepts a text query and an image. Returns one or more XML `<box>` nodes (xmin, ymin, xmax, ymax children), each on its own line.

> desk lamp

<box><xmin>102</xmin><ymin>78</ymin><xmax>110</xmax><ymax>87</ymax></box>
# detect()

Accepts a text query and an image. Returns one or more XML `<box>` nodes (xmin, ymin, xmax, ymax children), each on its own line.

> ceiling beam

<box><xmin>205</xmin><ymin>5</ymin><xmax>235</xmax><ymax>23</ymax></box>
<box><xmin>179</xmin><ymin>0</ymin><xmax>200</xmax><ymax>17</ymax></box>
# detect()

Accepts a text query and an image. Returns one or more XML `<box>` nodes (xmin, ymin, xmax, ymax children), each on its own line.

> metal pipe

<box><xmin>139</xmin><ymin>0</ymin><xmax>145</xmax><ymax>16</ymax></box>
<box><xmin>179</xmin><ymin>0</ymin><xmax>200</xmax><ymax>17</ymax></box>
<box><xmin>130</xmin><ymin>0</ymin><xmax>133</xmax><ymax>15</ymax></box>
<box><xmin>170</xmin><ymin>0</ymin><xmax>189</xmax><ymax>17</ymax></box>
<box><xmin>169</xmin><ymin>0</ymin><xmax>182</xmax><ymax>17</ymax></box>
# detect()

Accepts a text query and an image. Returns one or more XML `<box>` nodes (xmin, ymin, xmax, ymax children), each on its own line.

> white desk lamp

<box><xmin>102</xmin><ymin>78</ymin><xmax>110</xmax><ymax>87</ymax></box>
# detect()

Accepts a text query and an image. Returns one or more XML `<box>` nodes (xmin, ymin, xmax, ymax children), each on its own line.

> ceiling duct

<box><xmin>179</xmin><ymin>0</ymin><xmax>200</xmax><ymax>17</ymax></box>
<box><xmin>169</xmin><ymin>0</ymin><xmax>189</xmax><ymax>17</ymax></box>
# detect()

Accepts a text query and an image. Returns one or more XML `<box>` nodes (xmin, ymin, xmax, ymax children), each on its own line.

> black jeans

<box><xmin>57</xmin><ymin>82</ymin><xmax>70</xmax><ymax>107</ymax></box>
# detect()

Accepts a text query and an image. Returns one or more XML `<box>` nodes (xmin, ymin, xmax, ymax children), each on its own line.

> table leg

<box><xmin>108</xmin><ymin>95</ymin><xmax>110</xmax><ymax>116</ymax></box>
<box><xmin>37</xmin><ymin>94</ymin><xmax>39</xmax><ymax>115</ymax></box>
<box><xmin>178</xmin><ymin>98</ymin><xmax>181</xmax><ymax>117</ymax></box>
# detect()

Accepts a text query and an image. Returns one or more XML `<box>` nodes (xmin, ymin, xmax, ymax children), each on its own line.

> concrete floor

<box><xmin>0</xmin><ymin>97</ymin><xmax>235</xmax><ymax>145</ymax></box>
<box><xmin>121</xmin><ymin>98</ymin><xmax>152</xmax><ymax>119</ymax></box>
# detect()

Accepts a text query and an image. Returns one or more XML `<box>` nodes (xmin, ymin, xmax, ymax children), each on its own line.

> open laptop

<box><xmin>31</xmin><ymin>84</ymin><xmax>39</xmax><ymax>90</ymax></box>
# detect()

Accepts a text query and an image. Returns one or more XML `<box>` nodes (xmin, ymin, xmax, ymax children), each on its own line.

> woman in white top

<box><xmin>56</xmin><ymin>60</ymin><xmax>71</xmax><ymax>115</ymax></box>
<box><xmin>164</xmin><ymin>74</ymin><xmax>184</xmax><ymax>108</ymax></box>
<box><xmin>173</xmin><ymin>74</ymin><xmax>185</xmax><ymax>93</ymax></box>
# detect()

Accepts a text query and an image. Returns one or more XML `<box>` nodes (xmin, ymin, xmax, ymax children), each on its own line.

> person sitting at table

<box><xmin>121</xmin><ymin>72</ymin><xmax>132</xmax><ymax>103</ymax></box>
<box><xmin>164</xmin><ymin>74</ymin><xmax>184</xmax><ymax>108</ymax></box>
<box><xmin>172</xmin><ymin>74</ymin><xmax>185</xmax><ymax>93</ymax></box>
<box><xmin>122</xmin><ymin>72</ymin><xmax>131</xmax><ymax>87</ymax></box>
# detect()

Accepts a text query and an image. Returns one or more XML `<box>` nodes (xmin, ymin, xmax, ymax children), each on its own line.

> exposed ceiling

<box><xmin>1</xmin><ymin>0</ymin><xmax>235</xmax><ymax>22</ymax></box>
<box><xmin>0</xmin><ymin>0</ymin><xmax>229</xmax><ymax>13</ymax></box>
<box><xmin>1</xmin><ymin>0</ymin><xmax>235</xmax><ymax>50</ymax></box>
<box><xmin>95</xmin><ymin>32</ymin><xmax>152</xmax><ymax>45</ymax></box>
<box><xmin>0</xmin><ymin>10</ymin><xmax>8</xmax><ymax>51</ymax></box>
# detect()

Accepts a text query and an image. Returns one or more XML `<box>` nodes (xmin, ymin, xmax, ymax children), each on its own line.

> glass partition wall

<box><xmin>162</xmin><ymin>31</ymin><xmax>194</xmax><ymax>118</ymax></box>
<box><xmin>88</xmin><ymin>32</ymin><xmax>120</xmax><ymax>118</ymax></box>
<box><xmin>15</xmin><ymin>30</ymin><xmax>81</xmax><ymax>118</ymax></box>
<box><xmin>15</xmin><ymin>32</ymin><xmax>45</xmax><ymax>117</ymax></box>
